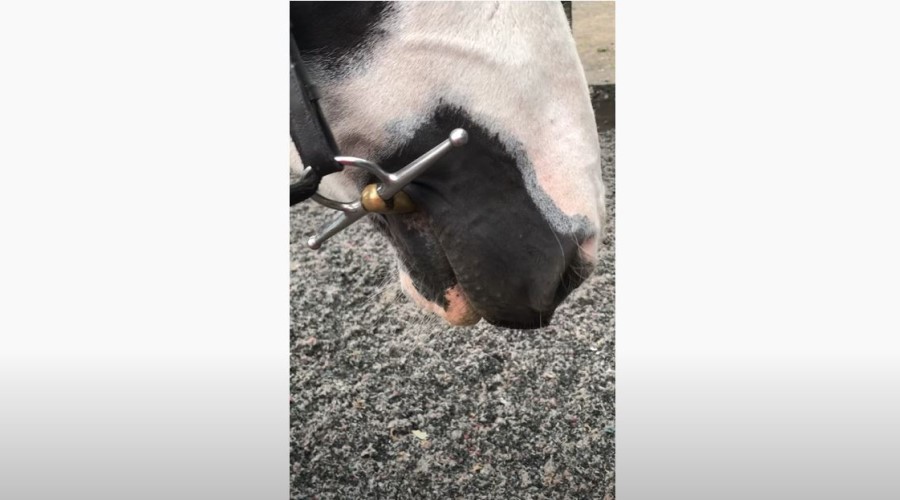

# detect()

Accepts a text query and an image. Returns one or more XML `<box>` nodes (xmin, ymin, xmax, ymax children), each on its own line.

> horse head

<box><xmin>291</xmin><ymin>2</ymin><xmax>607</xmax><ymax>329</ymax></box>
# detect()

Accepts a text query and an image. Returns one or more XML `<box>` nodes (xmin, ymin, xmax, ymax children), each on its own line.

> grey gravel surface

<box><xmin>290</xmin><ymin>129</ymin><xmax>615</xmax><ymax>499</ymax></box>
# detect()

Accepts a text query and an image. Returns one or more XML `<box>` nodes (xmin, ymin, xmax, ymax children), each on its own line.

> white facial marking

<box><xmin>298</xmin><ymin>2</ymin><xmax>606</xmax><ymax>233</ymax></box>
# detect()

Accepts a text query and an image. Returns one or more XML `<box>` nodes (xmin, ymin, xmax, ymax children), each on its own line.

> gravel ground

<box><xmin>290</xmin><ymin>128</ymin><xmax>615</xmax><ymax>499</ymax></box>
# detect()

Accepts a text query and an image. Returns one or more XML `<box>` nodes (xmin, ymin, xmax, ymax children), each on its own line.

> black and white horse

<box><xmin>290</xmin><ymin>2</ymin><xmax>607</xmax><ymax>329</ymax></box>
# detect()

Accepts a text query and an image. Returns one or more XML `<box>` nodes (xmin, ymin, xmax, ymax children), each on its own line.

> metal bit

<box><xmin>307</xmin><ymin>128</ymin><xmax>469</xmax><ymax>249</ymax></box>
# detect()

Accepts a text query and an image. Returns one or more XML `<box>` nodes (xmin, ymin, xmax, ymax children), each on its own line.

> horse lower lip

<box><xmin>446</xmin><ymin>313</ymin><xmax>481</xmax><ymax>326</ymax></box>
<box><xmin>442</xmin><ymin>283</ymin><xmax>482</xmax><ymax>326</ymax></box>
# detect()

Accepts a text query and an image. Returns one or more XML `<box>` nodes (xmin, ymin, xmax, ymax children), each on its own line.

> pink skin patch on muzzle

<box><xmin>399</xmin><ymin>271</ymin><xmax>482</xmax><ymax>326</ymax></box>
<box><xmin>579</xmin><ymin>235</ymin><xmax>599</xmax><ymax>264</ymax></box>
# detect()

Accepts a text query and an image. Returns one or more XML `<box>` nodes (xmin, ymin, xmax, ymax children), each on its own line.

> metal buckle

<box><xmin>307</xmin><ymin>128</ymin><xmax>469</xmax><ymax>249</ymax></box>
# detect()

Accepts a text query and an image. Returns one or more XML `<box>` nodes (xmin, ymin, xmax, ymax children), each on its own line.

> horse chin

<box><xmin>399</xmin><ymin>271</ymin><xmax>482</xmax><ymax>327</ymax></box>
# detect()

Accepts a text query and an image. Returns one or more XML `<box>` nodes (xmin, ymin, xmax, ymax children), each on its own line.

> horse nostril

<box><xmin>554</xmin><ymin>246</ymin><xmax>596</xmax><ymax>306</ymax></box>
<box><xmin>495</xmin><ymin>234</ymin><xmax>596</xmax><ymax>329</ymax></box>
<box><xmin>579</xmin><ymin>235</ymin><xmax>598</xmax><ymax>263</ymax></box>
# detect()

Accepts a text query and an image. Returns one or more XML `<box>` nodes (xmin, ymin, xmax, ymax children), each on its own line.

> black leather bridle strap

<box><xmin>289</xmin><ymin>31</ymin><xmax>342</xmax><ymax>206</ymax></box>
